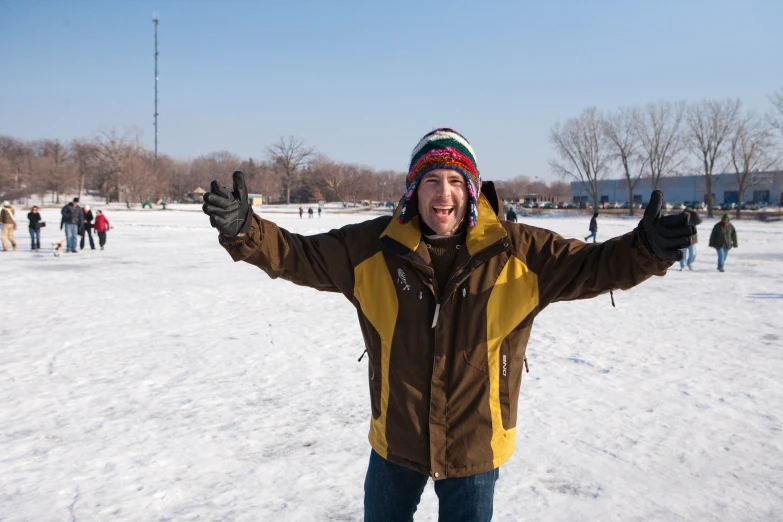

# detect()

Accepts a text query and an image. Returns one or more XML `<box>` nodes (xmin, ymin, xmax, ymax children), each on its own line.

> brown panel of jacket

<box><xmin>219</xmin><ymin>183</ymin><xmax>671</xmax><ymax>479</ymax></box>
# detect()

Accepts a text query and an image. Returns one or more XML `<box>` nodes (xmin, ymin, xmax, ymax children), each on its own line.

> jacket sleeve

<box><xmin>218</xmin><ymin>213</ymin><xmax>357</xmax><ymax>297</ymax></box>
<box><xmin>708</xmin><ymin>225</ymin><xmax>719</xmax><ymax>248</ymax></box>
<box><xmin>731</xmin><ymin>226</ymin><xmax>738</xmax><ymax>248</ymax></box>
<box><xmin>522</xmin><ymin>225</ymin><xmax>672</xmax><ymax>307</ymax></box>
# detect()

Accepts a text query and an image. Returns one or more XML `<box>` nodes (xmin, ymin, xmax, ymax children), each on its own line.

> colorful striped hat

<box><xmin>399</xmin><ymin>128</ymin><xmax>481</xmax><ymax>226</ymax></box>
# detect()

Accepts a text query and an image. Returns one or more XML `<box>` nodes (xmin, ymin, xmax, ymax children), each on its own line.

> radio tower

<box><xmin>153</xmin><ymin>12</ymin><xmax>160</xmax><ymax>159</ymax></box>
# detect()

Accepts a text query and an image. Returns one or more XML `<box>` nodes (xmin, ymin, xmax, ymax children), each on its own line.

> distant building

<box><xmin>570</xmin><ymin>171</ymin><xmax>783</xmax><ymax>206</ymax></box>
<box><xmin>186</xmin><ymin>186</ymin><xmax>207</xmax><ymax>203</ymax></box>
<box><xmin>248</xmin><ymin>194</ymin><xmax>264</xmax><ymax>206</ymax></box>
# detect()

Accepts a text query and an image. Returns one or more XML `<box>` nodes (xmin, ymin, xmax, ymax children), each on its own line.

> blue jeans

<box><xmin>717</xmin><ymin>245</ymin><xmax>729</xmax><ymax>269</ymax></box>
<box><xmin>364</xmin><ymin>450</ymin><xmax>499</xmax><ymax>522</ymax></box>
<box><xmin>64</xmin><ymin>223</ymin><xmax>78</xmax><ymax>252</ymax></box>
<box><xmin>585</xmin><ymin>231</ymin><xmax>596</xmax><ymax>243</ymax></box>
<box><xmin>680</xmin><ymin>244</ymin><xmax>696</xmax><ymax>268</ymax></box>
<box><xmin>29</xmin><ymin>228</ymin><xmax>40</xmax><ymax>250</ymax></box>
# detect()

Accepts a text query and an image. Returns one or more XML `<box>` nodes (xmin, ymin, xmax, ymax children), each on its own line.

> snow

<box><xmin>1</xmin><ymin>207</ymin><xmax>782</xmax><ymax>521</ymax></box>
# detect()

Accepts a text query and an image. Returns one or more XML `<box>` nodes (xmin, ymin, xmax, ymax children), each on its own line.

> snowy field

<box><xmin>1</xmin><ymin>207</ymin><xmax>782</xmax><ymax>521</ymax></box>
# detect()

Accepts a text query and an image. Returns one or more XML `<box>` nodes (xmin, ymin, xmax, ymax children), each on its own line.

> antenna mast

<box><xmin>153</xmin><ymin>12</ymin><xmax>160</xmax><ymax>159</ymax></box>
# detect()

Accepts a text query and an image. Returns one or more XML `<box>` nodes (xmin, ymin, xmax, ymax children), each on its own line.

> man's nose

<box><xmin>435</xmin><ymin>179</ymin><xmax>450</xmax><ymax>196</ymax></box>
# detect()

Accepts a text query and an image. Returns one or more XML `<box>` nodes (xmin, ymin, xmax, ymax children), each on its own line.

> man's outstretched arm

<box><xmin>528</xmin><ymin>191</ymin><xmax>696</xmax><ymax>305</ymax></box>
<box><xmin>203</xmin><ymin>171</ymin><xmax>357</xmax><ymax>296</ymax></box>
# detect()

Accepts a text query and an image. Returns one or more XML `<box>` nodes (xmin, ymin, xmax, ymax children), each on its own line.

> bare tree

<box><xmin>70</xmin><ymin>140</ymin><xmax>98</xmax><ymax>198</ymax></box>
<box><xmin>603</xmin><ymin>107</ymin><xmax>646</xmax><ymax>215</ymax></box>
<box><xmin>40</xmin><ymin>139</ymin><xmax>73</xmax><ymax>203</ymax></box>
<box><xmin>769</xmin><ymin>88</ymin><xmax>783</xmax><ymax>138</ymax></box>
<box><xmin>267</xmin><ymin>136</ymin><xmax>313</xmax><ymax>204</ymax></box>
<box><xmin>123</xmin><ymin>148</ymin><xmax>161</xmax><ymax>204</ymax></box>
<box><xmin>0</xmin><ymin>136</ymin><xmax>31</xmax><ymax>199</ymax></box>
<box><xmin>686</xmin><ymin>99</ymin><xmax>741</xmax><ymax>217</ymax></box>
<box><xmin>730</xmin><ymin>113</ymin><xmax>779</xmax><ymax>219</ymax></box>
<box><xmin>636</xmin><ymin>101</ymin><xmax>686</xmax><ymax>191</ymax></box>
<box><xmin>495</xmin><ymin>175</ymin><xmax>533</xmax><ymax>201</ymax></box>
<box><xmin>94</xmin><ymin>128</ymin><xmax>138</xmax><ymax>203</ymax></box>
<box><xmin>549</xmin><ymin>107</ymin><xmax>611</xmax><ymax>209</ymax></box>
<box><xmin>549</xmin><ymin>181</ymin><xmax>571</xmax><ymax>202</ymax></box>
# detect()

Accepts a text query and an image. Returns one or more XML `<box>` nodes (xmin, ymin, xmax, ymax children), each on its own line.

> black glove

<box><xmin>638</xmin><ymin>190</ymin><xmax>696</xmax><ymax>262</ymax></box>
<box><xmin>202</xmin><ymin>171</ymin><xmax>253</xmax><ymax>237</ymax></box>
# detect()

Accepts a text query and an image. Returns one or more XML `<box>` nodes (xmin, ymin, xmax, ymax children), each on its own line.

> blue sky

<box><xmin>1</xmin><ymin>0</ymin><xmax>781</xmax><ymax>181</ymax></box>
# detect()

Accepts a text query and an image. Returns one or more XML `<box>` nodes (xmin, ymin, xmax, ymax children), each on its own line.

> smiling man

<box><xmin>203</xmin><ymin>128</ymin><xmax>695</xmax><ymax>521</ymax></box>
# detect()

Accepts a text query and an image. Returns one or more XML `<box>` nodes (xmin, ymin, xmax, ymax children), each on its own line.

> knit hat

<box><xmin>2</xmin><ymin>200</ymin><xmax>8</xmax><ymax>207</ymax></box>
<box><xmin>721</xmin><ymin>213</ymin><xmax>730</xmax><ymax>221</ymax></box>
<box><xmin>399</xmin><ymin>128</ymin><xmax>481</xmax><ymax>226</ymax></box>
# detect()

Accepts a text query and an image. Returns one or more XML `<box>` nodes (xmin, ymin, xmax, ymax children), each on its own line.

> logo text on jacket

<box><xmin>396</xmin><ymin>268</ymin><xmax>410</xmax><ymax>291</ymax></box>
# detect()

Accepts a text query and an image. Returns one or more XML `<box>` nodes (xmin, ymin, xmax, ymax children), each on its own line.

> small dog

<box><xmin>52</xmin><ymin>241</ymin><xmax>64</xmax><ymax>257</ymax></box>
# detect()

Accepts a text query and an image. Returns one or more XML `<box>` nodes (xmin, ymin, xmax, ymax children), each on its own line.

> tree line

<box><xmin>549</xmin><ymin>88</ymin><xmax>783</xmax><ymax>217</ymax></box>
<box><xmin>0</xmin><ymin>130</ymin><xmax>570</xmax><ymax>208</ymax></box>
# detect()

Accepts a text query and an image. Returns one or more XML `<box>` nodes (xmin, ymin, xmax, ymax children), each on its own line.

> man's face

<box><xmin>722</xmin><ymin>218</ymin><xmax>729</xmax><ymax>225</ymax></box>
<box><xmin>416</xmin><ymin>169</ymin><xmax>469</xmax><ymax>235</ymax></box>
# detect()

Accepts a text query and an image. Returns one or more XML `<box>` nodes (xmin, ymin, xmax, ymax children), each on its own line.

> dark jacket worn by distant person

<box><xmin>709</xmin><ymin>221</ymin><xmax>738</xmax><ymax>250</ymax></box>
<box><xmin>60</xmin><ymin>203</ymin><xmax>84</xmax><ymax>228</ymax></box>
<box><xmin>28</xmin><ymin>212</ymin><xmax>43</xmax><ymax>229</ymax></box>
<box><xmin>83</xmin><ymin>210</ymin><xmax>94</xmax><ymax>230</ymax></box>
<box><xmin>682</xmin><ymin>209</ymin><xmax>702</xmax><ymax>243</ymax></box>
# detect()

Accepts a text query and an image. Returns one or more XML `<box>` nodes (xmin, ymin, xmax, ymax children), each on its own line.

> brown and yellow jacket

<box><xmin>219</xmin><ymin>183</ymin><xmax>671</xmax><ymax>480</ymax></box>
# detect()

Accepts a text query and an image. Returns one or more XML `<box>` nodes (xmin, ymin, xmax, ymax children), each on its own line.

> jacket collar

<box><xmin>381</xmin><ymin>185</ymin><xmax>507</xmax><ymax>256</ymax></box>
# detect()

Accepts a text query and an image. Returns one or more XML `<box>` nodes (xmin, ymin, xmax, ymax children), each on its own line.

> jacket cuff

<box><xmin>218</xmin><ymin>213</ymin><xmax>262</xmax><ymax>262</ymax></box>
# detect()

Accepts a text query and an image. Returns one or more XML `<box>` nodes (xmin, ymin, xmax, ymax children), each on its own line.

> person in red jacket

<box><xmin>94</xmin><ymin>210</ymin><xmax>111</xmax><ymax>250</ymax></box>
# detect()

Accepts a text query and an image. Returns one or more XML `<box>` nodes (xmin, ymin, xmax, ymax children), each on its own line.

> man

<box><xmin>585</xmin><ymin>211</ymin><xmax>598</xmax><ymax>242</ymax></box>
<box><xmin>1</xmin><ymin>200</ymin><xmax>17</xmax><ymax>251</ymax></box>
<box><xmin>505</xmin><ymin>206</ymin><xmax>517</xmax><ymax>223</ymax></box>
<box><xmin>679</xmin><ymin>205</ymin><xmax>702</xmax><ymax>271</ymax></box>
<box><xmin>709</xmin><ymin>213</ymin><xmax>738</xmax><ymax>272</ymax></box>
<box><xmin>60</xmin><ymin>197</ymin><xmax>84</xmax><ymax>253</ymax></box>
<box><xmin>203</xmin><ymin>128</ymin><xmax>694</xmax><ymax>521</ymax></box>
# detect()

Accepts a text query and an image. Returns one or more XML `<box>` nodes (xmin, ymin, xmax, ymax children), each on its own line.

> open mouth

<box><xmin>432</xmin><ymin>205</ymin><xmax>454</xmax><ymax>217</ymax></box>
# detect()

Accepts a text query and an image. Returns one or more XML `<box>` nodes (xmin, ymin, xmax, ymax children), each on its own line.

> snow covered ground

<box><xmin>1</xmin><ymin>207</ymin><xmax>782</xmax><ymax>521</ymax></box>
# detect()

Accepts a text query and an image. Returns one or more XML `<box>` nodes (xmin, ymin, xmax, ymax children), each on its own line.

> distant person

<box><xmin>585</xmin><ymin>212</ymin><xmax>598</xmax><ymax>243</ymax></box>
<box><xmin>1</xmin><ymin>200</ymin><xmax>17</xmax><ymax>252</ymax></box>
<box><xmin>679</xmin><ymin>206</ymin><xmax>702</xmax><ymax>271</ymax></box>
<box><xmin>318</xmin><ymin>206</ymin><xmax>322</xmax><ymax>218</ymax></box>
<box><xmin>299</xmin><ymin>206</ymin><xmax>304</xmax><ymax>219</ymax></box>
<box><xmin>94</xmin><ymin>210</ymin><xmax>111</xmax><ymax>250</ymax></box>
<box><xmin>709</xmin><ymin>213</ymin><xmax>738</xmax><ymax>272</ymax></box>
<box><xmin>60</xmin><ymin>197</ymin><xmax>84</xmax><ymax>253</ymax></box>
<box><xmin>308</xmin><ymin>207</ymin><xmax>314</xmax><ymax>219</ymax></box>
<box><xmin>28</xmin><ymin>206</ymin><xmax>44</xmax><ymax>252</ymax></box>
<box><xmin>80</xmin><ymin>205</ymin><xmax>95</xmax><ymax>250</ymax></box>
<box><xmin>506</xmin><ymin>207</ymin><xmax>517</xmax><ymax>223</ymax></box>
